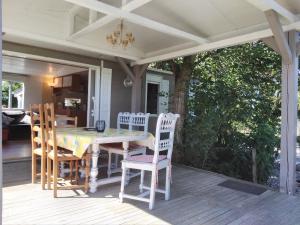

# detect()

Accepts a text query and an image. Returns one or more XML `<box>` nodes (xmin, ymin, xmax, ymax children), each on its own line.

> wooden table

<box><xmin>56</xmin><ymin>127</ymin><xmax>153</xmax><ymax>193</ymax></box>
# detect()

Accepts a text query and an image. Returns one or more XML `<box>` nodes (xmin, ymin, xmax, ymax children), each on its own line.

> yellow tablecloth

<box><xmin>56</xmin><ymin>128</ymin><xmax>155</xmax><ymax>158</ymax></box>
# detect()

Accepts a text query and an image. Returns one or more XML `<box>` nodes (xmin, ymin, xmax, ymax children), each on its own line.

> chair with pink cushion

<box><xmin>119</xmin><ymin>113</ymin><xmax>179</xmax><ymax>210</ymax></box>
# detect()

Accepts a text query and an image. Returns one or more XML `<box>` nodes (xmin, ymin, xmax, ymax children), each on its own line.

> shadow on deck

<box><xmin>3</xmin><ymin>160</ymin><xmax>300</xmax><ymax>225</ymax></box>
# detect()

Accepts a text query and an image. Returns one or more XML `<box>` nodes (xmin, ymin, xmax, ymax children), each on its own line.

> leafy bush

<box><xmin>182</xmin><ymin>42</ymin><xmax>281</xmax><ymax>183</ymax></box>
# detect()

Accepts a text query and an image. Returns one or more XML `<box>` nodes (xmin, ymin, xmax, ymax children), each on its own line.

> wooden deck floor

<box><xmin>3</xmin><ymin>161</ymin><xmax>300</xmax><ymax>225</ymax></box>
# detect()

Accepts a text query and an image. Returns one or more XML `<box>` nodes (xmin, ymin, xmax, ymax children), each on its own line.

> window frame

<box><xmin>2</xmin><ymin>79</ymin><xmax>25</xmax><ymax>110</ymax></box>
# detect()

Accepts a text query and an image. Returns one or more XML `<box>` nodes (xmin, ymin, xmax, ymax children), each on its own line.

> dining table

<box><xmin>55</xmin><ymin>127</ymin><xmax>155</xmax><ymax>193</ymax></box>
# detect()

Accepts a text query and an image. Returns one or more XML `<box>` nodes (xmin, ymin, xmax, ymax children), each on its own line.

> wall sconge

<box><xmin>48</xmin><ymin>82</ymin><xmax>55</xmax><ymax>87</ymax></box>
<box><xmin>123</xmin><ymin>77</ymin><xmax>133</xmax><ymax>88</ymax></box>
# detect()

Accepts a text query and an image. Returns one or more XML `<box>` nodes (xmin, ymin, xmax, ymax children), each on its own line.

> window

<box><xmin>2</xmin><ymin>80</ymin><xmax>25</xmax><ymax>109</ymax></box>
<box><xmin>145</xmin><ymin>74</ymin><xmax>170</xmax><ymax>115</ymax></box>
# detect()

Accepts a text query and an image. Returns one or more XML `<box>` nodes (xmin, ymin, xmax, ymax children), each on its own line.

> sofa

<box><xmin>2</xmin><ymin>110</ymin><xmax>31</xmax><ymax>142</ymax></box>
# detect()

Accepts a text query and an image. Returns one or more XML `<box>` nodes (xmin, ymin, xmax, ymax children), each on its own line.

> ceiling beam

<box><xmin>3</xmin><ymin>28</ymin><xmax>141</xmax><ymax>61</ymax></box>
<box><xmin>246</xmin><ymin>0</ymin><xmax>298</xmax><ymax>23</ymax></box>
<box><xmin>265</xmin><ymin>10</ymin><xmax>292</xmax><ymax>64</ymax></box>
<box><xmin>261</xmin><ymin>37</ymin><xmax>281</xmax><ymax>54</ymax></box>
<box><xmin>116</xmin><ymin>57</ymin><xmax>135</xmax><ymax>80</ymax></box>
<box><xmin>69</xmin><ymin>0</ymin><xmax>152</xmax><ymax>40</ymax></box>
<box><xmin>132</xmin><ymin>20</ymin><xmax>300</xmax><ymax>65</ymax></box>
<box><xmin>65</xmin><ymin>0</ymin><xmax>208</xmax><ymax>44</ymax></box>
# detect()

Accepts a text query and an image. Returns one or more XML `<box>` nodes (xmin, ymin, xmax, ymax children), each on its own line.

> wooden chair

<box><xmin>44</xmin><ymin>103</ymin><xmax>91</xmax><ymax>197</ymax></box>
<box><xmin>55</xmin><ymin>115</ymin><xmax>78</xmax><ymax>178</ymax></box>
<box><xmin>119</xmin><ymin>113</ymin><xmax>179</xmax><ymax>210</ymax></box>
<box><xmin>30</xmin><ymin>104</ymin><xmax>47</xmax><ymax>189</ymax></box>
<box><xmin>55</xmin><ymin>115</ymin><xmax>78</xmax><ymax>128</ymax></box>
<box><xmin>99</xmin><ymin>112</ymin><xmax>150</xmax><ymax>178</ymax></box>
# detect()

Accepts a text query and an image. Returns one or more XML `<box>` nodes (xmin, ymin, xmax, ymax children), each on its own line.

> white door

<box><xmin>99</xmin><ymin>68</ymin><xmax>112</xmax><ymax>128</ymax></box>
<box><xmin>87</xmin><ymin>67</ymin><xmax>112</xmax><ymax>128</ymax></box>
<box><xmin>87</xmin><ymin>68</ymin><xmax>100</xmax><ymax>127</ymax></box>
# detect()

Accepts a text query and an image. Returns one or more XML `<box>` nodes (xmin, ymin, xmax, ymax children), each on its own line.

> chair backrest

<box><xmin>117</xmin><ymin>112</ymin><xmax>131</xmax><ymax>130</ymax></box>
<box><xmin>130</xmin><ymin>113</ymin><xmax>150</xmax><ymax>135</ymax></box>
<box><xmin>44</xmin><ymin>103</ymin><xmax>58</xmax><ymax>159</ymax></box>
<box><xmin>153</xmin><ymin>113</ymin><xmax>179</xmax><ymax>164</ymax></box>
<box><xmin>55</xmin><ymin>115</ymin><xmax>78</xmax><ymax>128</ymax></box>
<box><xmin>30</xmin><ymin>104</ymin><xmax>46</xmax><ymax>153</ymax></box>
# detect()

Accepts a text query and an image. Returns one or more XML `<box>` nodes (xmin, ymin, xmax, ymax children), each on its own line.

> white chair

<box><xmin>119</xmin><ymin>113</ymin><xmax>179</xmax><ymax>210</ymax></box>
<box><xmin>99</xmin><ymin>112</ymin><xmax>150</xmax><ymax>178</ymax></box>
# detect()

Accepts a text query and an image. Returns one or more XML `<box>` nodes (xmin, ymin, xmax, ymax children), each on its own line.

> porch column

<box><xmin>264</xmin><ymin>9</ymin><xmax>299</xmax><ymax>195</ymax></box>
<box><xmin>116</xmin><ymin>57</ymin><xmax>148</xmax><ymax>113</ymax></box>
<box><xmin>279</xmin><ymin>31</ymin><xmax>299</xmax><ymax>195</ymax></box>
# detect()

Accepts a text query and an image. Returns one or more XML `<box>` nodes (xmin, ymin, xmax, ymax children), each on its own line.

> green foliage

<box><xmin>181</xmin><ymin>42</ymin><xmax>281</xmax><ymax>183</ymax></box>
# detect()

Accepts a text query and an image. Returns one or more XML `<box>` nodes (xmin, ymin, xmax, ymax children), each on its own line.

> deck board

<box><xmin>3</xmin><ymin>162</ymin><xmax>300</xmax><ymax>225</ymax></box>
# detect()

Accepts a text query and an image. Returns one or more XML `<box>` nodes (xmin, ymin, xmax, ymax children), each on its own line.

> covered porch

<box><xmin>2</xmin><ymin>0</ymin><xmax>300</xmax><ymax>224</ymax></box>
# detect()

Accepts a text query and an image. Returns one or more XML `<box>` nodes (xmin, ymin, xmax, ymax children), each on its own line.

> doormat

<box><xmin>218</xmin><ymin>180</ymin><xmax>267</xmax><ymax>195</ymax></box>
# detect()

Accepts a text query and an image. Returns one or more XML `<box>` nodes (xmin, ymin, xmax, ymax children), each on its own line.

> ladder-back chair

<box><xmin>119</xmin><ymin>113</ymin><xmax>179</xmax><ymax>210</ymax></box>
<box><xmin>30</xmin><ymin>104</ymin><xmax>47</xmax><ymax>189</ymax></box>
<box><xmin>44</xmin><ymin>103</ymin><xmax>90</xmax><ymax>197</ymax></box>
<box><xmin>55</xmin><ymin>115</ymin><xmax>78</xmax><ymax>128</ymax></box>
<box><xmin>99</xmin><ymin>112</ymin><xmax>150</xmax><ymax>178</ymax></box>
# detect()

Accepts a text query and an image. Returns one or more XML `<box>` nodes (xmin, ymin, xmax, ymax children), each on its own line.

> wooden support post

<box><xmin>280</xmin><ymin>31</ymin><xmax>299</xmax><ymax>195</ymax></box>
<box><xmin>131</xmin><ymin>64</ymin><xmax>148</xmax><ymax>112</ymax></box>
<box><xmin>116</xmin><ymin>57</ymin><xmax>148</xmax><ymax>113</ymax></box>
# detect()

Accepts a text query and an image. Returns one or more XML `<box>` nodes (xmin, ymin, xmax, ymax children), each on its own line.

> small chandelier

<box><xmin>106</xmin><ymin>20</ymin><xmax>135</xmax><ymax>49</ymax></box>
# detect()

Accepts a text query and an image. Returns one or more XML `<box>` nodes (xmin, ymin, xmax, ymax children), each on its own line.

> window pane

<box><xmin>146</xmin><ymin>83</ymin><xmax>159</xmax><ymax>114</ymax></box>
<box><xmin>2</xmin><ymin>80</ymin><xmax>24</xmax><ymax>109</ymax></box>
<box><xmin>2</xmin><ymin>81</ymin><xmax>9</xmax><ymax>108</ymax></box>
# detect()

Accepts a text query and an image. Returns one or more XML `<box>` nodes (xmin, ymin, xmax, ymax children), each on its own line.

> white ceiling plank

<box><xmin>69</xmin><ymin>0</ymin><xmax>153</xmax><ymax>40</ymax></box>
<box><xmin>4</xmin><ymin>28</ymin><xmax>141</xmax><ymax>61</ymax></box>
<box><xmin>265</xmin><ymin>10</ymin><xmax>292</xmax><ymax>64</ymax></box>
<box><xmin>246</xmin><ymin>0</ymin><xmax>298</xmax><ymax>23</ymax></box>
<box><xmin>132</xmin><ymin>20</ymin><xmax>300</xmax><ymax>65</ymax></box>
<box><xmin>65</xmin><ymin>0</ymin><xmax>208</xmax><ymax>44</ymax></box>
<box><xmin>89</xmin><ymin>10</ymin><xmax>98</xmax><ymax>24</ymax></box>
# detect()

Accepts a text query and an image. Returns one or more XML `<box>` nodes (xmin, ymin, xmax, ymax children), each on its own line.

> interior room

<box><xmin>2</xmin><ymin>55</ymin><xmax>89</xmax><ymax>162</ymax></box>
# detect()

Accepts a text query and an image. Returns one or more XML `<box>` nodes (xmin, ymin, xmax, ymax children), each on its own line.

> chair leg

<box><xmin>32</xmin><ymin>154</ymin><xmax>37</xmax><ymax>184</ymax></box>
<box><xmin>149</xmin><ymin>169</ymin><xmax>157</xmax><ymax>210</ymax></box>
<box><xmin>47</xmin><ymin>157</ymin><xmax>51</xmax><ymax>190</ymax></box>
<box><xmin>84</xmin><ymin>155</ymin><xmax>91</xmax><ymax>193</ymax></box>
<box><xmin>119</xmin><ymin>165</ymin><xmax>127</xmax><ymax>203</ymax></box>
<box><xmin>114</xmin><ymin>154</ymin><xmax>119</xmax><ymax>169</ymax></box>
<box><xmin>75</xmin><ymin>160</ymin><xmax>79</xmax><ymax>184</ymax></box>
<box><xmin>107</xmin><ymin>152</ymin><xmax>112</xmax><ymax>178</ymax></box>
<box><xmin>165</xmin><ymin>166</ymin><xmax>171</xmax><ymax>200</ymax></box>
<box><xmin>53</xmin><ymin>159</ymin><xmax>58</xmax><ymax>198</ymax></box>
<box><xmin>139</xmin><ymin>170</ymin><xmax>145</xmax><ymax>193</ymax></box>
<box><xmin>59</xmin><ymin>161</ymin><xmax>65</xmax><ymax>178</ymax></box>
<box><xmin>41</xmin><ymin>155</ymin><xmax>46</xmax><ymax>190</ymax></box>
<box><xmin>70</xmin><ymin>161</ymin><xmax>73</xmax><ymax>183</ymax></box>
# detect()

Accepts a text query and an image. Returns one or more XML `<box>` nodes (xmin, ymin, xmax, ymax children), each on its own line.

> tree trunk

<box><xmin>171</xmin><ymin>56</ymin><xmax>195</xmax><ymax>162</ymax></box>
<box><xmin>252</xmin><ymin>148</ymin><xmax>257</xmax><ymax>183</ymax></box>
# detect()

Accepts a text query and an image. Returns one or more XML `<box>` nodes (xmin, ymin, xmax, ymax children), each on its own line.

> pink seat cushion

<box><xmin>127</xmin><ymin>155</ymin><xmax>167</xmax><ymax>163</ymax></box>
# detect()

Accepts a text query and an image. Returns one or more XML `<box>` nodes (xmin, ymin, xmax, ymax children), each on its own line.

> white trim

<box><xmin>87</xmin><ymin>68</ymin><xmax>93</xmax><ymax>126</ymax></box>
<box><xmin>68</xmin><ymin>0</ymin><xmax>153</xmax><ymax>40</ymax></box>
<box><xmin>246</xmin><ymin>0</ymin><xmax>298</xmax><ymax>23</ymax></box>
<box><xmin>265</xmin><ymin>10</ymin><xmax>292</xmax><ymax>64</ymax></box>
<box><xmin>65</xmin><ymin>0</ymin><xmax>208</xmax><ymax>44</ymax></box>
<box><xmin>147</xmin><ymin>68</ymin><xmax>173</xmax><ymax>75</ymax></box>
<box><xmin>132</xmin><ymin>20</ymin><xmax>300</xmax><ymax>65</ymax></box>
<box><xmin>3</xmin><ymin>28</ymin><xmax>141</xmax><ymax>61</ymax></box>
<box><xmin>3</xmin><ymin>50</ymin><xmax>99</xmax><ymax>69</ymax></box>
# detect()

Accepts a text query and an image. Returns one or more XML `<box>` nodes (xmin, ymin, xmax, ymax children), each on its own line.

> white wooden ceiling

<box><xmin>3</xmin><ymin>55</ymin><xmax>87</xmax><ymax>76</ymax></box>
<box><xmin>3</xmin><ymin>0</ymin><xmax>300</xmax><ymax>65</ymax></box>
